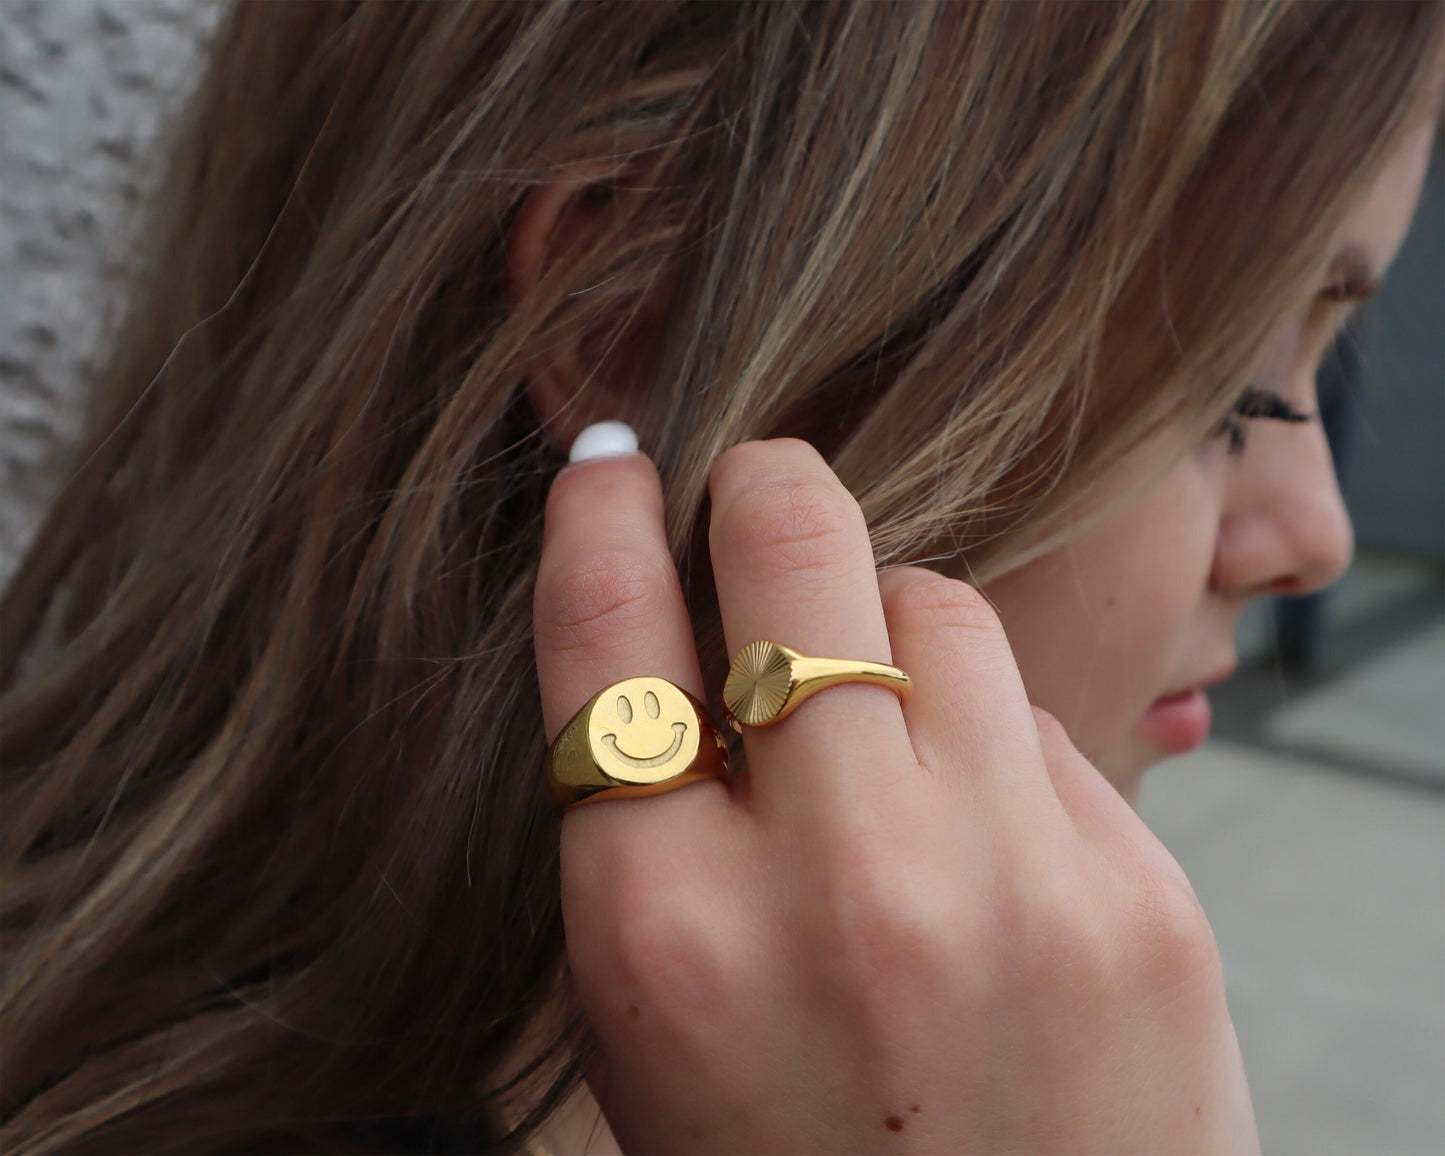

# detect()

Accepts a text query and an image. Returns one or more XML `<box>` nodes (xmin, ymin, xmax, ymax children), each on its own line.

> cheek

<box><xmin>985</xmin><ymin>463</ymin><xmax>1220</xmax><ymax>769</ymax></box>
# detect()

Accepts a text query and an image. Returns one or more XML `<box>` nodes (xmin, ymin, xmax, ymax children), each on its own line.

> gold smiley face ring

<box><xmin>545</xmin><ymin>677</ymin><xmax>729</xmax><ymax>812</ymax></box>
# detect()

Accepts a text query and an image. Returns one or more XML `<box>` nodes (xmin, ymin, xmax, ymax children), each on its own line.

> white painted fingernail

<box><xmin>569</xmin><ymin>420</ymin><xmax>639</xmax><ymax>464</ymax></box>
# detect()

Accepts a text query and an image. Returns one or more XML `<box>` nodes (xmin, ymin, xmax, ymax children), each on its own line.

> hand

<box><xmin>533</xmin><ymin>437</ymin><xmax>1258</xmax><ymax>1154</ymax></box>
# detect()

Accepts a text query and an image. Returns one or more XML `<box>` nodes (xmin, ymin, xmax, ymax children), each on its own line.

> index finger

<box><xmin>534</xmin><ymin>439</ymin><xmax>739</xmax><ymax>1064</ymax></box>
<box><xmin>535</xmin><ymin>452</ymin><xmax>708</xmax><ymax>741</ymax></box>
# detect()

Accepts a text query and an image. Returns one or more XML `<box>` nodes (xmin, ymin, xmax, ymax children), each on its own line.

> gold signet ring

<box><xmin>545</xmin><ymin>676</ymin><xmax>730</xmax><ymax>812</ymax></box>
<box><xmin>723</xmin><ymin>640</ymin><xmax>911</xmax><ymax>732</ymax></box>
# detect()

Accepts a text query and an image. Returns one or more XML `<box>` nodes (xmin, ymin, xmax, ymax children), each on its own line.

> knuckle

<box><xmin>612</xmin><ymin>892</ymin><xmax>701</xmax><ymax>987</ymax></box>
<box><xmin>607</xmin><ymin>885</ymin><xmax>734</xmax><ymax>1028</ymax></box>
<box><xmin>1028</xmin><ymin>883</ymin><xmax>1111</xmax><ymax>979</ymax></box>
<box><xmin>712</xmin><ymin>476</ymin><xmax>863</xmax><ymax>580</ymax></box>
<box><xmin>1030</xmin><ymin>706</ymin><xmax>1074</xmax><ymax>757</ymax></box>
<box><xmin>881</xmin><ymin>568</ymin><xmax>1003</xmax><ymax>642</ymax></box>
<box><xmin>992</xmin><ymin>851</ymin><xmax>1117</xmax><ymax>995</ymax></box>
<box><xmin>1124</xmin><ymin>866</ymin><xmax>1221</xmax><ymax>992</ymax></box>
<box><xmin>1001</xmin><ymin>851</ymin><xmax>1223</xmax><ymax>1014</ymax></box>
<box><xmin>710</xmin><ymin>438</ymin><xmax>827</xmax><ymax>497</ymax></box>
<box><xmin>811</xmin><ymin>846</ymin><xmax>955</xmax><ymax>1015</ymax></box>
<box><xmin>535</xmin><ymin>548</ymin><xmax>676</xmax><ymax>656</ymax></box>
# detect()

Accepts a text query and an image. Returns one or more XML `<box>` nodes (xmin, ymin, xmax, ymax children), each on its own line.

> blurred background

<box><xmin>2</xmin><ymin>4</ymin><xmax>1441</xmax><ymax>1154</ymax></box>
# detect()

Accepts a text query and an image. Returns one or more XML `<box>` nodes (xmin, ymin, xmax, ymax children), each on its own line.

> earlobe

<box><xmin>507</xmin><ymin>160</ymin><xmax>631</xmax><ymax>451</ymax></box>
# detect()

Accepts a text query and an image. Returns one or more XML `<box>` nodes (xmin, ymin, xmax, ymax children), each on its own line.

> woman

<box><xmin>1</xmin><ymin>1</ymin><xmax>1440</xmax><ymax>1151</ymax></box>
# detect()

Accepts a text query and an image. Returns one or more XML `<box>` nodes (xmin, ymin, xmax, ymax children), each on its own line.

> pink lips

<box><xmin>1136</xmin><ymin>686</ymin><xmax>1212</xmax><ymax>753</ymax></box>
<box><xmin>1137</xmin><ymin>659</ymin><xmax>1236</xmax><ymax>754</ymax></box>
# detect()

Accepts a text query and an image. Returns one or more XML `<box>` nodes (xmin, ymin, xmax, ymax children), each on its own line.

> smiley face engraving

<box><xmin>602</xmin><ymin>692</ymin><xmax>687</xmax><ymax>765</ymax></box>
<box><xmin>601</xmin><ymin>722</ymin><xmax>687</xmax><ymax>767</ymax></box>
<box><xmin>587</xmin><ymin>677</ymin><xmax>702</xmax><ymax>785</ymax></box>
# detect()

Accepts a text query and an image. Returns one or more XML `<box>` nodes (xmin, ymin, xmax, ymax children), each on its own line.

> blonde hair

<box><xmin>3</xmin><ymin>1</ymin><xmax>1441</xmax><ymax>1150</ymax></box>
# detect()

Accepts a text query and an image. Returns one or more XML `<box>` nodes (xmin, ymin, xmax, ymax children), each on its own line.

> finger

<box><xmin>535</xmin><ymin>443</ymin><xmax>739</xmax><ymax>1058</ymax></box>
<box><xmin>707</xmin><ymin>439</ymin><xmax>912</xmax><ymax>816</ymax></box>
<box><xmin>535</xmin><ymin>451</ymin><xmax>706</xmax><ymax>740</ymax></box>
<box><xmin>1030</xmin><ymin>706</ymin><xmax>1148</xmax><ymax>847</ymax></box>
<box><xmin>876</xmin><ymin>566</ymin><xmax>1061</xmax><ymax>823</ymax></box>
<box><xmin>535</xmin><ymin>447</ymin><xmax>733</xmax><ymax>831</ymax></box>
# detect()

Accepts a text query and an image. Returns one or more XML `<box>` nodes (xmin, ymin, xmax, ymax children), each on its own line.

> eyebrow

<box><xmin>1321</xmin><ymin>244</ymin><xmax>1381</xmax><ymax>303</ymax></box>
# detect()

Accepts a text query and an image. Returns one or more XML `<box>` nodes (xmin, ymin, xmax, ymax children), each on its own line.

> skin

<box><xmin>514</xmin><ymin>121</ymin><xmax>1437</xmax><ymax>1153</ymax></box>
<box><xmin>981</xmin><ymin>119</ymin><xmax>1435</xmax><ymax>802</ymax></box>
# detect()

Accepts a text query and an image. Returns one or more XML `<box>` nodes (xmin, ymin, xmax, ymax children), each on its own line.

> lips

<box><xmin>1136</xmin><ymin>659</ymin><xmax>1236</xmax><ymax>754</ymax></box>
<box><xmin>1137</xmin><ymin>687</ymin><xmax>1212</xmax><ymax>753</ymax></box>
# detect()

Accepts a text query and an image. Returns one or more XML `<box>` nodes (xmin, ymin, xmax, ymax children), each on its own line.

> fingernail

<box><xmin>568</xmin><ymin>420</ymin><xmax>640</xmax><ymax>464</ymax></box>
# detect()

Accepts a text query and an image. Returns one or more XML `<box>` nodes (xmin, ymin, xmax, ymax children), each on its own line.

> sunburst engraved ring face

<box><xmin>586</xmin><ymin>676</ymin><xmax>702</xmax><ymax>785</ymax></box>
<box><xmin>723</xmin><ymin>640</ymin><xmax>796</xmax><ymax>726</ymax></box>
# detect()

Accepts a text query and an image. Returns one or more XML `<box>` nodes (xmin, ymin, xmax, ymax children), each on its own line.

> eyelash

<box><xmin>1211</xmin><ymin>271</ymin><xmax>1369</xmax><ymax>456</ymax></box>
<box><xmin>1213</xmin><ymin>386</ymin><xmax>1313</xmax><ymax>455</ymax></box>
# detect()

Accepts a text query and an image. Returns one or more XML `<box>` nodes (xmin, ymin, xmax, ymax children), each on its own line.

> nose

<box><xmin>1211</xmin><ymin>418</ymin><xmax>1356</xmax><ymax>598</ymax></box>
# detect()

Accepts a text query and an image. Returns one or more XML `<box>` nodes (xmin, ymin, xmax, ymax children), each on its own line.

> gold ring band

<box><xmin>723</xmin><ymin>640</ymin><xmax>911</xmax><ymax>732</ymax></box>
<box><xmin>545</xmin><ymin>676</ymin><xmax>729</xmax><ymax>812</ymax></box>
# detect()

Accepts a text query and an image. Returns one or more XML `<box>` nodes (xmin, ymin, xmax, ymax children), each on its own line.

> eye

<box><xmin>616</xmin><ymin>695</ymin><xmax>633</xmax><ymax>723</ymax></box>
<box><xmin>1212</xmin><ymin>386</ymin><xmax>1314</xmax><ymax>456</ymax></box>
<box><xmin>1319</xmin><ymin>267</ymin><xmax>1379</xmax><ymax>307</ymax></box>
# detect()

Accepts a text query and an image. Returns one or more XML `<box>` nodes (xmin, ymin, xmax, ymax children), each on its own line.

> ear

<box><xmin>507</xmin><ymin>159</ymin><xmax>634</xmax><ymax>452</ymax></box>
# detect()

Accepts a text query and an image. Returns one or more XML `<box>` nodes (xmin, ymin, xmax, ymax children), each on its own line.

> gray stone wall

<box><xmin>0</xmin><ymin>0</ymin><xmax>221</xmax><ymax>592</ymax></box>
